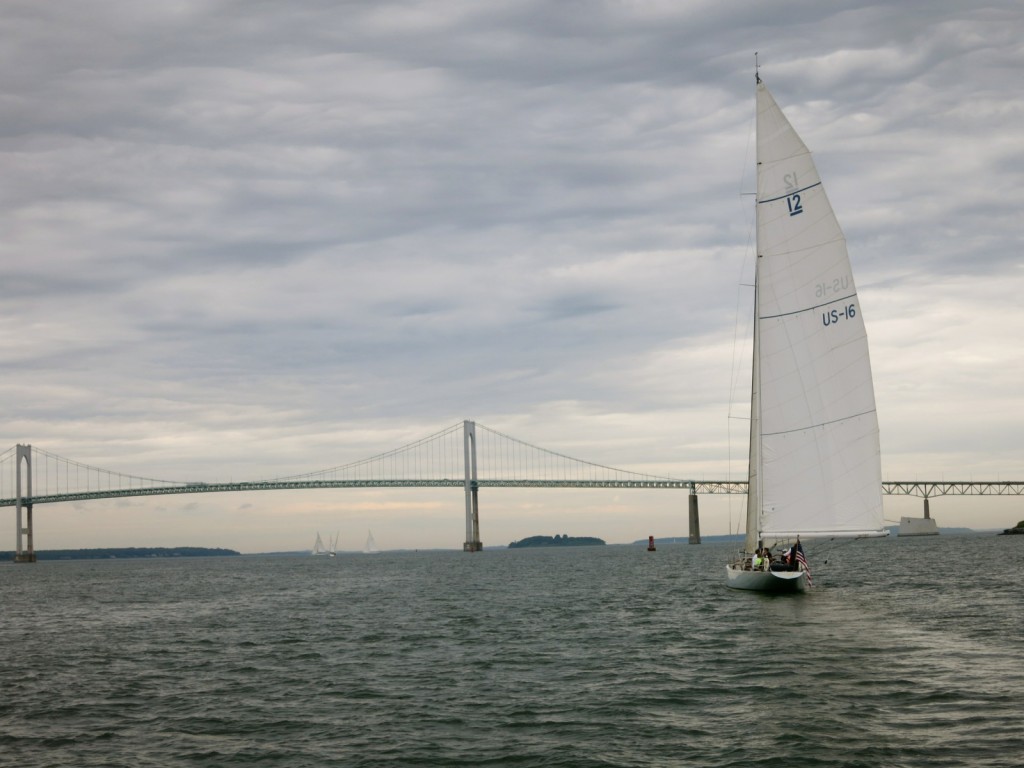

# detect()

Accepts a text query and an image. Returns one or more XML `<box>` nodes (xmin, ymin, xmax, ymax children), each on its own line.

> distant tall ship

<box><xmin>312</xmin><ymin>531</ymin><xmax>339</xmax><ymax>556</ymax></box>
<box><xmin>363</xmin><ymin>530</ymin><xmax>379</xmax><ymax>554</ymax></box>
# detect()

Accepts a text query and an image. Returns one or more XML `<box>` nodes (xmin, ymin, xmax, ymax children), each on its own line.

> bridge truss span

<box><xmin>882</xmin><ymin>481</ymin><xmax>1024</xmax><ymax>498</ymax></box>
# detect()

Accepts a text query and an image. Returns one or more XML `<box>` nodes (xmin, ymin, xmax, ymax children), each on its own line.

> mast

<box><xmin>744</xmin><ymin>70</ymin><xmax>763</xmax><ymax>555</ymax></box>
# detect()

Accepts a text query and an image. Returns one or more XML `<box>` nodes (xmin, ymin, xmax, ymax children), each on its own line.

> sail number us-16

<box><xmin>816</xmin><ymin>275</ymin><xmax>856</xmax><ymax>327</ymax></box>
<box><xmin>822</xmin><ymin>303</ymin><xmax>857</xmax><ymax>327</ymax></box>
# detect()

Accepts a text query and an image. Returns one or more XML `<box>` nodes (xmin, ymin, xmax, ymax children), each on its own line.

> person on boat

<box><xmin>752</xmin><ymin>547</ymin><xmax>771</xmax><ymax>571</ymax></box>
<box><xmin>782</xmin><ymin>545</ymin><xmax>795</xmax><ymax>570</ymax></box>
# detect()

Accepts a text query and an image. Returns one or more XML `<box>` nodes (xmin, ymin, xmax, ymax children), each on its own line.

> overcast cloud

<box><xmin>3</xmin><ymin>1</ymin><xmax>1023</xmax><ymax>552</ymax></box>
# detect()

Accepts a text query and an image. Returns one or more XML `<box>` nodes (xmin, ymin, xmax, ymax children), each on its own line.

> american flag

<box><xmin>794</xmin><ymin>540</ymin><xmax>813</xmax><ymax>586</ymax></box>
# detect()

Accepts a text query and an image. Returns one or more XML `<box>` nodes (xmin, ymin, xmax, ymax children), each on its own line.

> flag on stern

<box><xmin>794</xmin><ymin>538</ymin><xmax>812</xmax><ymax>586</ymax></box>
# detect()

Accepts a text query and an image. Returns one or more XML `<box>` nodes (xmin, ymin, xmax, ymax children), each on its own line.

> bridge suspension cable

<box><xmin>474</xmin><ymin>423</ymin><xmax>676</xmax><ymax>484</ymax></box>
<box><xmin>1</xmin><ymin>445</ymin><xmax>187</xmax><ymax>502</ymax></box>
<box><xmin>271</xmin><ymin>422</ymin><xmax>467</xmax><ymax>483</ymax></box>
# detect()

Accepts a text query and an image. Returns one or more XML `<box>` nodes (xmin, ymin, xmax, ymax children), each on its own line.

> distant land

<box><xmin>632</xmin><ymin>535</ymin><xmax>741</xmax><ymax>545</ymax></box>
<box><xmin>2</xmin><ymin>547</ymin><xmax>240</xmax><ymax>561</ymax></box>
<box><xmin>509</xmin><ymin>535</ymin><xmax>605</xmax><ymax>548</ymax></box>
<box><xmin>633</xmin><ymin>527</ymin><xmax>990</xmax><ymax>547</ymax></box>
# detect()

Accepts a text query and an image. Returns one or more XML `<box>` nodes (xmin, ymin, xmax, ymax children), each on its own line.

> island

<box><xmin>508</xmin><ymin>534</ymin><xmax>605</xmax><ymax>549</ymax></box>
<box><xmin>999</xmin><ymin>520</ymin><xmax>1024</xmax><ymax>535</ymax></box>
<box><xmin>3</xmin><ymin>547</ymin><xmax>240</xmax><ymax>561</ymax></box>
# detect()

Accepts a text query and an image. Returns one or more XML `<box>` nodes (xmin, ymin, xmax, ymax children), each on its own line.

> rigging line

<box><xmin>727</xmin><ymin>237</ymin><xmax>756</xmax><ymax>422</ymax></box>
<box><xmin>728</xmin><ymin>116</ymin><xmax>758</xmax><ymax>534</ymax></box>
<box><xmin>728</xmin><ymin>89</ymin><xmax>758</xmax><ymax>425</ymax></box>
<box><xmin>737</xmin><ymin>95</ymin><xmax>756</xmax><ymax>203</ymax></box>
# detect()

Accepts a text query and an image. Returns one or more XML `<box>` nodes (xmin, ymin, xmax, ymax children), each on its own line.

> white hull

<box><xmin>726</xmin><ymin>564</ymin><xmax>808</xmax><ymax>593</ymax></box>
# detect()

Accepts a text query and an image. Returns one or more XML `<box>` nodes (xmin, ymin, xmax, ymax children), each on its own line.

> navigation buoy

<box><xmin>647</xmin><ymin>536</ymin><xmax>656</xmax><ymax>551</ymax></box>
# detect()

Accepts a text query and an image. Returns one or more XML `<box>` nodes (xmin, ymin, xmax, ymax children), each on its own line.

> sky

<box><xmin>2</xmin><ymin>1</ymin><xmax>1023</xmax><ymax>553</ymax></box>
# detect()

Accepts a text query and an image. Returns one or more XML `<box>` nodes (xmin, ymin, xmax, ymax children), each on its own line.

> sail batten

<box><xmin>761</xmin><ymin>408</ymin><xmax>878</xmax><ymax>438</ymax></box>
<box><xmin>760</xmin><ymin>293</ymin><xmax>858</xmax><ymax>321</ymax></box>
<box><xmin>759</xmin><ymin>181</ymin><xmax>822</xmax><ymax>204</ymax></box>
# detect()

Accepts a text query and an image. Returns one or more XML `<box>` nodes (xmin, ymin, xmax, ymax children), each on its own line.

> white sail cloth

<box><xmin>752</xmin><ymin>82</ymin><xmax>886</xmax><ymax>541</ymax></box>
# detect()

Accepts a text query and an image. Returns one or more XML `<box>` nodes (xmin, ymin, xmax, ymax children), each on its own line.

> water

<box><xmin>1</xmin><ymin>534</ymin><xmax>1021</xmax><ymax>767</ymax></box>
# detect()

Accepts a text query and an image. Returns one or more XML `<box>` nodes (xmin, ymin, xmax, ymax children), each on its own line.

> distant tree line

<box><xmin>508</xmin><ymin>534</ymin><xmax>606</xmax><ymax>548</ymax></box>
<box><xmin>3</xmin><ymin>547</ymin><xmax>240</xmax><ymax>561</ymax></box>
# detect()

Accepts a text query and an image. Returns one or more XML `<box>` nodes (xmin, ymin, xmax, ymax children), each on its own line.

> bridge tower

<box><xmin>688</xmin><ymin>483</ymin><xmax>701</xmax><ymax>544</ymax></box>
<box><xmin>15</xmin><ymin>444</ymin><xmax>36</xmax><ymax>563</ymax></box>
<box><xmin>462</xmin><ymin>420</ymin><xmax>482</xmax><ymax>552</ymax></box>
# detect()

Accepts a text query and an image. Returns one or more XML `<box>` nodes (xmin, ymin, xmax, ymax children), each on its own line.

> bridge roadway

<box><xmin>1</xmin><ymin>478</ymin><xmax>741</xmax><ymax>506</ymax></box>
<box><xmin>4</xmin><ymin>479</ymin><xmax>1023</xmax><ymax>507</ymax></box>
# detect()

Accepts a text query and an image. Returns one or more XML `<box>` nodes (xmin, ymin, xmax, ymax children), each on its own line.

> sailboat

<box><xmin>312</xmin><ymin>531</ymin><xmax>339</xmax><ymax>557</ymax></box>
<box><xmin>726</xmin><ymin>72</ymin><xmax>888</xmax><ymax>592</ymax></box>
<box><xmin>363</xmin><ymin>530</ymin><xmax>379</xmax><ymax>554</ymax></box>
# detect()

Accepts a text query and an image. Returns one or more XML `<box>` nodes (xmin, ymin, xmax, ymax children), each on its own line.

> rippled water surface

<box><xmin>2</xmin><ymin>534</ymin><xmax>1022</xmax><ymax>767</ymax></box>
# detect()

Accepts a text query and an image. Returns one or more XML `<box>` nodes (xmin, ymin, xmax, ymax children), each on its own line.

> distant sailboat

<box><xmin>363</xmin><ymin>530</ymin><xmax>379</xmax><ymax>554</ymax></box>
<box><xmin>312</xmin><ymin>531</ymin><xmax>338</xmax><ymax>557</ymax></box>
<box><xmin>726</xmin><ymin>71</ymin><xmax>888</xmax><ymax>592</ymax></box>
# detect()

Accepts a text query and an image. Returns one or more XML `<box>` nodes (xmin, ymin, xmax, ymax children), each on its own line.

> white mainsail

<box><xmin>364</xmin><ymin>530</ymin><xmax>379</xmax><ymax>554</ymax></box>
<box><xmin>751</xmin><ymin>80</ymin><xmax>885</xmax><ymax>542</ymax></box>
<box><xmin>312</xmin><ymin>531</ymin><xmax>339</xmax><ymax>556</ymax></box>
<box><xmin>312</xmin><ymin>531</ymin><xmax>327</xmax><ymax>555</ymax></box>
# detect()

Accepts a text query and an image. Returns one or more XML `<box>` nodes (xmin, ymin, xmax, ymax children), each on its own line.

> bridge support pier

<box><xmin>15</xmin><ymin>444</ymin><xmax>36</xmax><ymax>563</ymax></box>
<box><xmin>688</xmin><ymin>484</ymin><xmax>701</xmax><ymax>544</ymax></box>
<box><xmin>462</xmin><ymin>420</ymin><xmax>483</xmax><ymax>552</ymax></box>
<box><xmin>923</xmin><ymin>497</ymin><xmax>930</xmax><ymax>519</ymax></box>
<box><xmin>463</xmin><ymin>485</ymin><xmax>481</xmax><ymax>552</ymax></box>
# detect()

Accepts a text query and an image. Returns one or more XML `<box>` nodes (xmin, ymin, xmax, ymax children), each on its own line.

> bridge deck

<box><xmin>3</xmin><ymin>479</ymin><xmax>1022</xmax><ymax>506</ymax></box>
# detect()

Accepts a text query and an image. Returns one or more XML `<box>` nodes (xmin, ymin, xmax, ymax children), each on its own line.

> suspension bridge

<box><xmin>3</xmin><ymin>420</ymin><xmax>1022</xmax><ymax>562</ymax></box>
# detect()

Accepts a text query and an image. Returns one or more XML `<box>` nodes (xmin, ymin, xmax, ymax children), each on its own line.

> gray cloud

<box><xmin>3</xmin><ymin>1</ymin><xmax>1023</xmax><ymax>549</ymax></box>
